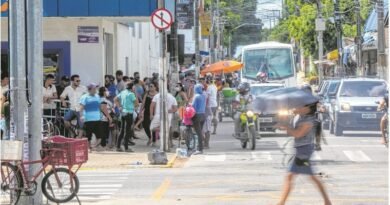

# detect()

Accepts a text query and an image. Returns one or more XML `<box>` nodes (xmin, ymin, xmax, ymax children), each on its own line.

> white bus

<box><xmin>240</xmin><ymin>42</ymin><xmax>297</xmax><ymax>87</ymax></box>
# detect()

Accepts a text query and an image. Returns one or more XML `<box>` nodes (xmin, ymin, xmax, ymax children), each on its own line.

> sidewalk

<box><xmin>81</xmin><ymin>131</ymin><xmax>178</xmax><ymax>170</ymax></box>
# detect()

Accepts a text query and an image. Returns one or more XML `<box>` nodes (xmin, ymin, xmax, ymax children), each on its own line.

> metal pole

<box><xmin>355</xmin><ymin>0</ymin><xmax>362</xmax><ymax>75</ymax></box>
<box><xmin>210</xmin><ymin>0</ymin><xmax>215</xmax><ymax>63</ymax></box>
<box><xmin>9</xmin><ymin>0</ymin><xmax>27</xmax><ymax>204</ymax></box>
<box><xmin>377</xmin><ymin>0</ymin><xmax>386</xmax><ymax>80</ymax></box>
<box><xmin>9</xmin><ymin>0</ymin><xmax>27</xmax><ymax>141</ymax></box>
<box><xmin>194</xmin><ymin>0</ymin><xmax>200</xmax><ymax>77</ymax></box>
<box><xmin>26</xmin><ymin>0</ymin><xmax>43</xmax><ymax>203</ymax></box>
<box><xmin>216</xmin><ymin>0</ymin><xmax>220</xmax><ymax>61</ymax></box>
<box><xmin>158</xmin><ymin>0</ymin><xmax>168</xmax><ymax>152</ymax></box>
<box><xmin>334</xmin><ymin>0</ymin><xmax>343</xmax><ymax>76</ymax></box>
<box><xmin>317</xmin><ymin>0</ymin><xmax>324</xmax><ymax>84</ymax></box>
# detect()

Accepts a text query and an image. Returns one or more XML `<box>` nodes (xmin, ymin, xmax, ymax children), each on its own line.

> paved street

<box><xmin>60</xmin><ymin>118</ymin><xmax>389</xmax><ymax>205</ymax></box>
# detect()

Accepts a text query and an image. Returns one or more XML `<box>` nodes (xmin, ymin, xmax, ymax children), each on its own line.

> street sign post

<box><xmin>152</xmin><ymin>7</ymin><xmax>172</xmax><ymax>151</ymax></box>
<box><xmin>151</xmin><ymin>8</ymin><xmax>173</xmax><ymax>30</ymax></box>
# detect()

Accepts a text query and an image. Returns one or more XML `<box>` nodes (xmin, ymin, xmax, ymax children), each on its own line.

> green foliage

<box><xmin>275</xmin><ymin>0</ymin><xmax>373</xmax><ymax>57</ymax></box>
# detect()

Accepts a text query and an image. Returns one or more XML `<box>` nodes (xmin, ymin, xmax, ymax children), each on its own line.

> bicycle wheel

<box><xmin>41</xmin><ymin>168</ymin><xmax>79</xmax><ymax>203</ymax></box>
<box><xmin>0</xmin><ymin>162</ymin><xmax>23</xmax><ymax>205</ymax></box>
<box><xmin>185</xmin><ymin>127</ymin><xmax>196</xmax><ymax>150</ymax></box>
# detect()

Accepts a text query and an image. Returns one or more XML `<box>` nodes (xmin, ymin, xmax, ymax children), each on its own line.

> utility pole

<box><xmin>216</xmin><ymin>0</ymin><xmax>220</xmax><ymax>61</ymax></box>
<box><xmin>334</xmin><ymin>0</ymin><xmax>343</xmax><ymax>76</ymax></box>
<box><xmin>194</xmin><ymin>0</ymin><xmax>200</xmax><ymax>77</ymax></box>
<box><xmin>377</xmin><ymin>0</ymin><xmax>386</xmax><ymax>80</ymax></box>
<box><xmin>9</xmin><ymin>0</ymin><xmax>28</xmax><ymax>204</ymax></box>
<box><xmin>158</xmin><ymin>0</ymin><xmax>169</xmax><ymax>151</ymax></box>
<box><xmin>210</xmin><ymin>0</ymin><xmax>215</xmax><ymax>63</ymax></box>
<box><xmin>26</xmin><ymin>0</ymin><xmax>43</xmax><ymax>203</ymax></box>
<box><xmin>316</xmin><ymin>0</ymin><xmax>325</xmax><ymax>84</ymax></box>
<box><xmin>355</xmin><ymin>0</ymin><xmax>362</xmax><ymax>75</ymax></box>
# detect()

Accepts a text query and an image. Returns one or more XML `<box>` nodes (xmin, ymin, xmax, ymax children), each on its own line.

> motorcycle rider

<box><xmin>233</xmin><ymin>82</ymin><xmax>253</xmax><ymax>137</ymax></box>
<box><xmin>378</xmin><ymin>91</ymin><xmax>388</xmax><ymax>144</ymax></box>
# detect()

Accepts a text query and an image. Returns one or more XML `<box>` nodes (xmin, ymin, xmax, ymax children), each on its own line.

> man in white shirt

<box><xmin>60</xmin><ymin>74</ymin><xmax>87</xmax><ymax>138</ymax></box>
<box><xmin>43</xmin><ymin>74</ymin><xmax>58</xmax><ymax>119</ymax></box>
<box><xmin>206</xmin><ymin>74</ymin><xmax>219</xmax><ymax>135</ymax></box>
<box><xmin>150</xmin><ymin>91</ymin><xmax>178</xmax><ymax>147</ymax></box>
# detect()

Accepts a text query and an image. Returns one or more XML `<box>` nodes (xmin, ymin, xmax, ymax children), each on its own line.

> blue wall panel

<box><xmin>43</xmin><ymin>0</ymin><xmax>58</xmax><ymax>16</ymax></box>
<box><xmin>1</xmin><ymin>0</ymin><xmax>157</xmax><ymax>17</ymax></box>
<box><xmin>89</xmin><ymin>0</ymin><xmax>120</xmax><ymax>16</ymax></box>
<box><xmin>120</xmin><ymin>0</ymin><xmax>153</xmax><ymax>16</ymax></box>
<box><xmin>58</xmin><ymin>0</ymin><xmax>89</xmax><ymax>16</ymax></box>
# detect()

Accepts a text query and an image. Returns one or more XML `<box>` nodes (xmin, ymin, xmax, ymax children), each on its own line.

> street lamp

<box><xmin>228</xmin><ymin>23</ymin><xmax>263</xmax><ymax>58</ymax></box>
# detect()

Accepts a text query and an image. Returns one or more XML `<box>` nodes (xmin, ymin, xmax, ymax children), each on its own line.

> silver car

<box><xmin>328</xmin><ymin>78</ymin><xmax>387</xmax><ymax>136</ymax></box>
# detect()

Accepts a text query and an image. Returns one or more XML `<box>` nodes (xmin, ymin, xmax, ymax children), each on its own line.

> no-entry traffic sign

<box><xmin>151</xmin><ymin>8</ymin><xmax>173</xmax><ymax>30</ymax></box>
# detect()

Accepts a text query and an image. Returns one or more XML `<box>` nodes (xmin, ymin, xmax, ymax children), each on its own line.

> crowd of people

<box><xmin>0</xmin><ymin>69</ymin><xmax>233</xmax><ymax>155</ymax></box>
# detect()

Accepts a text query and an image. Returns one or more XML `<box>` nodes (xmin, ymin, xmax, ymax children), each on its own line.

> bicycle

<box><xmin>1</xmin><ymin>136</ymin><xmax>88</xmax><ymax>204</ymax></box>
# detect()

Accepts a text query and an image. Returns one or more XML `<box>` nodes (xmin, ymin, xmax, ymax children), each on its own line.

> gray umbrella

<box><xmin>252</xmin><ymin>87</ymin><xmax>319</xmax><ymax>113</ymax></box>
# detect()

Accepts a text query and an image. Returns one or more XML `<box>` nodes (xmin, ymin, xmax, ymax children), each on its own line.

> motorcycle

<box><xmin>234</xmin><ymin>110</ymin><xmax>258</xmax><ymax>150</ymax></box>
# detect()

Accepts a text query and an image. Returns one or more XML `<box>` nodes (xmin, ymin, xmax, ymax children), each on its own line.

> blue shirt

<box><xmin>192</xmin><ymin>84</ymin><xmax>206</xmax><ymax>114</ymax></box>
<box><xmin>80</xmin><ymin>94</ymin><xmax>101</xmax><ymax>122</ymax></box>
<box><xmin>116</xmin><ymin>89</ymin><xmax>136</xmax><ymax>113</ymax></box>
<box><xmin>106</xmin><ymin>84</ymin><xmax>117</xmax><ymax>101</ymax></box>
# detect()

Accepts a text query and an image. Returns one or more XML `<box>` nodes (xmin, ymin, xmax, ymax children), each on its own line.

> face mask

<box><xmin>175</xmin><ymin>87</ymin><xmax>181</xmax><ymax>92</ymax></box>
<box><xmin>105</xmin><ymin>91</ymin><xmax>110</xmax><ymax>97</ymax></box>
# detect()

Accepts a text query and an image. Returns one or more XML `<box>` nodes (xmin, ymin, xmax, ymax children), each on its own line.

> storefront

<box><xmin>1</xmin><ymin>0</ymin><xmax>158</xmax><ymax>83</ymax></box>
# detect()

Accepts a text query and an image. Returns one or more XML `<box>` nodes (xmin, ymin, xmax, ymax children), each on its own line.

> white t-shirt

<box><xmin>60</xmin><ymin>85</ymin><xmax>87</xmax><ymax>111</ymax></box>
<box><xmin>152</xmin><ymin>93</ymin><xmax>178</xmax><ymax>123</ymax></box>
<box><xmin>43</xmin><ymin>85</ymin><xmax>57</xmax><ymax>109</ymax></box>
<box><xmin>207</xmin><ymin>84</ymin><xmax>218</xmax><ymax>108</ymax></box>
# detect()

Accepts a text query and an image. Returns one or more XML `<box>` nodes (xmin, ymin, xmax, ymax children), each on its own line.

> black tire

<box><xmin>241</xmin><ymin>141</ymin><xmax>247</xmax><ymax>149</ymax></box>
<box><xmin>218</xmin><ymin>112</ymin><xmax>223</xmax><ymax>122</ymax></box>
<box><xmin>0</xmin><ymin>162</ymin><xmax>23</xmax><ymax>205</ymax></box>
<box><xmin>249</xmin><ymin>126</ymin><xmax>257</xmax><ymax>150</ymax></box>
<box><xmin>185</xmin><ymin>128</ymin><xmax>196</xmax><ymax>150</ymax></box>
<box><xmin>41</xmin><ymin>168</ymin><xmax>79</xmax><ymax>203</ymax></box>
<box><xmin>385</xmin><ymin>131</ymin><xmax>388</xmax><ymax>148</ymax></box>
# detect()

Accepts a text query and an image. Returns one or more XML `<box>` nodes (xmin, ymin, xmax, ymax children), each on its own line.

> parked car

<box><xmin>317</xmin><ymin>79</ymin><xmax>341</xmax><ymax>130</ymax></box>
<box><xmin>250</xmin><ymin>83</ymin><xmax>285</xmax><ymax>133</ymax></box>
<box><xmin>328</xmin><ymin>78</ymin><xmax>387</xmax><ymax>136</ymax></box>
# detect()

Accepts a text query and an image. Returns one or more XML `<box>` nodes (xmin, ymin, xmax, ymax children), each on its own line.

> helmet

<box><xmin>183</xmin><ymin>105</ymin><xmax>196</xmax><ymax>119</ymax></box>
<box><xmin>237</xmin><ymin>82</ymin><xmax>250</xmax><ymax>94</ymax></box>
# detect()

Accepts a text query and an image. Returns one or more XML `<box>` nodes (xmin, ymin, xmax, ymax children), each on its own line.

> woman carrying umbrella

<box><xmin>275</xmin><ymin>102</ymin><xmax>332</xmax><ymax>205</ymax></box>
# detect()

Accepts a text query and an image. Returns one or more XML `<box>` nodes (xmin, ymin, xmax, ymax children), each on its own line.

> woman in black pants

<box><xmin>99</xmin><ymin>87</ymin><xmax>114</xmax><ymax>149</ymax></box>
<box><xmin>140</xmin><ymin>81</ymin><xmax>159</xmax><ymax>146</ymax></box>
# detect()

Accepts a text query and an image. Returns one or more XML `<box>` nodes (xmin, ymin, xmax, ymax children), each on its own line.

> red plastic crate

<box><xmin>42</xmin><ymin>136</ymin><xmax>89</xmax><ymax>166</ymax></box>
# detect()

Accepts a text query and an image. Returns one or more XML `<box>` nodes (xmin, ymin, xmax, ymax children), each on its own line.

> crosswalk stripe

<box><xmin>311</xmin><ymin>152</ymin><xmax>322</xmax><ymax>160</ymax></box>
<box><xmin>343</xmin><ymin>150</ymin><xmax>372</xmax><ymax>162</ymax></box>
<box><xmin>251</xmin><ymin>151</ymin><xmax>272</xmax><ymax>160</ymax></box>
<box><xmin>79</xmin><ymin>179</ymin><xmax>128</xmax><ymax>183</ymax></box>
<box><xmin>205</xmin><ymin>155</ymin><xmax>226</xmax><ymax>162</ymax></box>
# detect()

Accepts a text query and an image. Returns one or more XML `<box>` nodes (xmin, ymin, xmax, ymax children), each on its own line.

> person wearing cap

<box><xmin>56</xmin><ymin>75</ymin><xmax>70</xmax><ymax>99</ymax></box>
<box><xmin>80</xmin><ymin>83</ymin><xmax>111</xmax><ymax>150</ymax></box>
<box><xmin>61</xmin><ymin>75</ymin><xmax>87</xmax><ymax>138</ymax></box>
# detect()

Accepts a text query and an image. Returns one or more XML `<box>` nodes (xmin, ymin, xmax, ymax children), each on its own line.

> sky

<box><xmin>257</xmin><ymin>0</ymin><xmax>283</xmax><ymax>29</ymax></box>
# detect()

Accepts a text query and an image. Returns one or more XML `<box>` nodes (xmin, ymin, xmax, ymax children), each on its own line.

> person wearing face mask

<box><xmin>99</xmin><ymin>86</ymin><xmax>114</xmax><ymax>150</ymax></box>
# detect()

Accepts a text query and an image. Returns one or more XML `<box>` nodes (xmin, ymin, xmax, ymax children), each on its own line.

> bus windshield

<box><xmin>242</xmin><ymin>48</ymin><xmax>294</xmax><ymax>80</ymax></box>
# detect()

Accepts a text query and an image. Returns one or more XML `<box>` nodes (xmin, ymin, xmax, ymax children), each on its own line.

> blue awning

<box><xmin>364</xmin><ymin>0</ymin><xmax>389</xmax><ymax>33</ymax></box>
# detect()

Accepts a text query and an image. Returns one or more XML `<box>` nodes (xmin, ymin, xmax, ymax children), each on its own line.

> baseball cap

<box><xmin>87</xmin><ymin>83</ymin><xmax>99</xmax><ymax>89</ymax></box>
